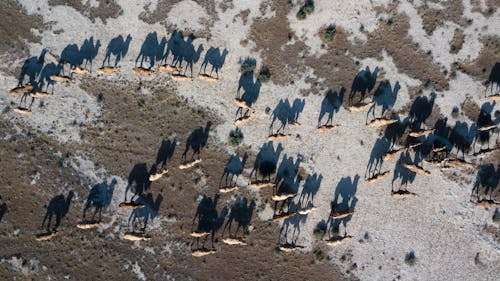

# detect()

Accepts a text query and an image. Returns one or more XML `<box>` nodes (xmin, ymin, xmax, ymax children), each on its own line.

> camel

<box><xmin>349</xmin><ymin>66</ymin><xmax>379</xmax><ymax>105</ymax></box>
<box><xmin>181</xmin><ymin>122</ymin><xmax>211</xmax><ymax>165</ymax></box>
<box><xmin>269</xmin><ymin>99</ymin><xmax>292</xmax><ymax>136</ymax></box>
<box><xmin>123</xmin><ymin>163</ymin><xmax>150</xmax><ymax>207</ymax></box>
<box><xmin>102</xmin><ymin>34</ymin><xmax>132</xmax><ymax>68</ymax></box>
<box><xmin>473</xmin><ymin>102</ymin><xmax>496</xmax><ymax>153</ymax></box>
<box><xmin>80</xmin><ymin>36</ymin><xmax>101</xmax><ymax>72</ymax></box>
<box><xmin>9</xmin><ymin>84</ymin><xmax>33</xmax><ymax>96</ymax></box>
<box><xmin>220</xmin><ymin>153</ymin><xmax>248</xmax><ymax>189</ymax></box>
<box><xmin>80</xmin><ymin>179</ymin><xmax>117</xmax><ymax>227</ymax></box>
<box><xmin>40</xmin><ymin>191</ymin><xmax>74</xmax><ymax>235</ymax></box>
<box><xmin>200</xmin><ymin>47</ymin><xmax>228</xmax><ymax>79</ymax></box>
<box><xmin>236</xmin><ymin>58</ymin><xmax>261</xmax><ymax>119</ymax></box>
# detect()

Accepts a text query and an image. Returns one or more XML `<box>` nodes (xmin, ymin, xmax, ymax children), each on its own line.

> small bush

<box><xmin>97</xmin><ymin>92</ymin><xmax>105</xmax><ymax>103</ymax></box>
<box><xmin>240</xmin><ymin>58</ymin><xmax>256</xmax><ymax>75</ymax></box>
<box><xmin>323</xmin><ymin>24</ymin><xmax>336</xmax><ymax>41</ymax></box>
<box><xmin>405</xmin><ymin>251</ymin><xmax>416</xmax><ymax>266</ymax></box>
<box><xmin>137</xmin><ymin>98</ymin><xmax>145</xmax><ymax>107</ymax></box>
<box><xmin>257</xmin><ymin>67</ymin><xmax>271</xmax><ymax>82</ymax></box>
<box><xmin>296</xmin><ymin>9</ymin><xmax>306</xmax><ymax>20</ymax></box>
<box><xmin>313</xmin><ymin>220</ymin><xmax>327</xmax><ymax>240</ymax></box>
<box><xmin>229</xmin><ymin>127</ymin><xmax>244</xmax><ymax>146</ymax></box>
<box><xmin>493</xmin><ymin>208</ymin><xmax>500</xmax><ymax>223</ymax></box>
<box><xmin>296</xmin><ymin>0</ymin><xmax>314</xmax><ymax>20</ymax></box>
<box><xmin>451</xmin><ymin>106</ymin><xmax>459</xmax><ymax>118</ymax></box>
<box><xmin>313</xmin><ymin>249</ymin><xmax>325</xmax><ymax>262</ymax></box>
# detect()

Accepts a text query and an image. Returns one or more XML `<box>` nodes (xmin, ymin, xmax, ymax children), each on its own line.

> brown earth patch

<box><xmin>249</xmin><ymin>1</ymin><xmax>447</xmax><ymax>101</ymax></box>
<box><xmin>0</xmin><ymin>1</ymin><xmax>46</xmax><ymax>76</ymax></box>
<box><xmin>48</xmin><ymin>0</ymin><xmax>123</xmax><ymax>24</ymax></box>
<box><xmin>417</xmin><ymin>1</ymin><xmax>467</xmax><ymax>35</ymax></box>
<box><xmin>457</xmin><ymin>35</ymin><xmax>500</xmax><ymax>82</ymax></box>
<box><xmin>462</xmin><ymin>96</ymin><xmax>481</xmax><ymax>121</ymax></box>
<box><xmin>74</xmin><ymin>78</ymin><xmax>351</xmax><ymax>280</ymax></box>
<box><xmin>139</xmin><ymin>0</ymin><xmax>217</xmax><ymax>36</ymax></box>
<box><xmin>450</xmin><ymin>29</ymin><xmax>465</xmax><ymax>54</ymax></box>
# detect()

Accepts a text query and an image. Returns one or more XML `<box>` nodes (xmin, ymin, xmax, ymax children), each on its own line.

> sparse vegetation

<box><xmin>313</xmin><ymin>221</ymin><xmax>327</xmax><ymax>240</ymax></box>
<box><xmin>257</xmin><ymin>66</ymin><xmax>271</xmax><ymax>82</ymax></box>
<box><xmin>405</xmin><ymin>251</ymin><xmax>416</xmax><ymax>266</ymax></box>
<box><xmin>229</xmin><ymin>127</ymin><xmax>244</xmax><ymax>146</ymax></box>
<box><xmin>451</xmin><ymin>106</ymin><xmax>460</xmax><ymax>118</ymax></box>
<box><xmin>323</xmin><ymin>24</ymin><xmax>336</xmax><ymax>42</ymax></box>
<box><xmin>296</xmin><ymin>0</ymin><xmax>314</xmax><ymax>20</ymax></box>
<box><xmin>313</xmin><ymin>249</ymin><xmax>325</xmax><ymax>262</ymax></box>
<box><xmin>240</xmin><ymin>58</ymin><xmax>256</xmax><ymax>75</ymax></box>
<box><xmin>493</xmin><ymin>208</ymin><xmax>500</xmax><ymax>223</ymax></box>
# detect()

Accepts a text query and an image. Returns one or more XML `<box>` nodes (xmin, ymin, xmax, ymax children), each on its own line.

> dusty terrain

<box><xmin>0</xmin><ymin>0</ymin><xmax>499</xmax><ymax>280</ymax></box>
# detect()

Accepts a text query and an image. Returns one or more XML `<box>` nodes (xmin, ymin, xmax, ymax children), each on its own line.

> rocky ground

<box><xmin>0</xmin><ymin>0</ymin><xmax>499</xmax><ymax>280</ymax></box>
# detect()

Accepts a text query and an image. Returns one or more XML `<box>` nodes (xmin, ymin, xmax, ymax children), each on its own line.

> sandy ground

<box><xmin>0</xmin><ymin>0</ymin><xmax>499</xmax><ymax>280</ymax></box>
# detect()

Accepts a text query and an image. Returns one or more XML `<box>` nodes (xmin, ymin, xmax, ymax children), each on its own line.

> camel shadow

<box><xmin>200</xmin><ymin>47</ymin><xmax>228</xmax><ymax>78</ymax></box>
<box><xmin>36</xmin><ymin>62</ymin><xmax>62</xmax><ymax>94</ymax></box>
<box><xmin>18</xmin><ymin>49</ymin><xmax>47</xmax><ymax>87</ymax></box>
<box><xmin>349</xmin><ymin>66</ymin><xmax>379</xmax><ymax>105</ymax></box>
<box><xmin>250</xmin><ymin>141</ymin><xmax>284</xmax><ymax>183</ymax></box>
<box><xmin>473</xmin><ymin>101</ymin><xmax>496</xmax><ymax>152</ymax></box>
<box><xmin>269</xmin><ymin>98</ymin><xmax>305</xmax><ymax>135</ymax></box>
<box><xmin>449</xmin><ymin>120</ymin><xmax>476</xmax><ymax>159</ymax></box>
<box><xmin>124</xmin><ymin>163</ymin><xmax>151</xmax><ymax>203</ymax></box>
<box><xmin>328</xmin><ymin>175</ymin><xmax>359</xmax><ymax>237</ymax></box>
<box><xmin>366</xmin><ymin>137</ymin><xmax>391</xmax><ymax>179</ymax></box>
<box><xmin>82</xmin><ymin>178</ymin><xmax>117</xmax><ymax>223</ymax></box>
<box><xmin>79</xmin><ymin>36</ymin><xmax>101</xmax><ymax>72</ymax></box>
<box><xmin>274</xmin><ymin>155</ymin><xmax>302</xmax><ymax>215</ymax></box>
<box><xmin>236</xmin><ymin>57</ymin><xmax>261</xmax><ymax>119</ymax></box>
<box><xmin>220</xmin><ymin>153</ymin><xmax>248</xmax><ymax>188</ymax></box>
<box><xmin>0</xmin><ymin>196</ymin><xmax>7</xmax><ymax>223</ymax></box>
<box><xmin>298</xmin><ymin>173</ymin><xmax>323</xmax><ymax>208</ymax></box>
<box><xmin>471</xmin><ymin>163</ymin><xmax>499</xmax><ymax>203</ymax></box>
<box><xmin>191</xmin><ymin>193</ymin><xmax>227</xmax><ymax>250</ymax></box>
<box><xmin>155</xmin><ymin>138</ymin><xmax>177</xmax><ymax>171</ymax></box>
<box><xmin>135</xmin><ymin>31</ymin><xmax>167</xmax><ymax>69</ymax></box>
<box><xmin>41</xmin><ymin>190</ymin><xmax>74</xmax><ymax>233</ymax></box>
<box><xmin>392</xmin><ymin>151</ymin><xmax>417</xmax><ymax>192</ymax></box>
<box><xmin>223</xmin><ymin>197</ymin><xmax>255</xmax><ymax>239</ymax></box>
<box><xmin>318</xmin><ymin>88</ymin><xmax>344</xmax><ymax>127</ymax></box>
<box><xmin>486</xmin><ymin>62</ymin><xmax>499</xmax><ymax>95</ymax></box>
<box><xmin>366</xmin><ymin>80</ymin><xmax>399</xmax><ymax>123</ymax></box>
<box><xmin>129</xmin><ymin>192</ymin><xmax>164</xmax><ymax>232</ymax></box>
<box><xmin>280</xmin><ymin>201</ymin><xmax>307</xmax><ymax>245</ymax></box>
<box><xmin>408</xmin><ymin>92</ymin><xmax>437</xmax><ymax>130</ymax></box>
<box><xmin>181</xmin><ymin>121</ymin><xmax>212</xmax><ymax>163</ymax></box>
<box><xmin>384</xmin><ymin>115</ymin><xmax>410</xmax><ymax>149</ymax></box>
<box><xmin>102</xmin><ymin>34</ymin><xmax>132</xmax><ymax>67</ymax></box>
<box><xmin>168</xmin><ymin>32</ymin><xmax>204</xmax><ymax>77</ymax></box>
<box><xmin>59</xmin><ymin>43</ymin><xmax>83</xmax><ymax>76</ymax></box>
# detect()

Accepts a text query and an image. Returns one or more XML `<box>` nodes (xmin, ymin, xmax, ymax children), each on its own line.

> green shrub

<box><xmin>313</xmin><ymin>220</ymin><xmax>327</xmax><ymax>240</ymax></box>
<box><xmin>451</xmin><ymin>106</ymin><xmax>459</xmax><ymax>118</ymax></box>
<box><xmin>229</xmin><ymin>127</ymin><xmax>244</xmax><ymax>146</ymax></box>
<box><xmin>324</xmin><ymin>24</ymin><xmax>336</xmax><ymax>41</ymax></box>
<box><xmin>493</xmin><ymin>208</ymin><xmax>500</xmax><ymax>223</ymax></box>
<box><xmin>405</xmin><ymin>251</ymin><xmax>416</xmax><ymax>266</ymax></box>
<box><xmin>258</xmin><ymin>67</ymin><xmax>271</xmax><ymax>82</ymax></box>
<box><xmin>240</xmin><ymin>58</ymin><xmax>256</xmax><ymax>75</ymax></box>
<box><xmin>296</xmin><ymin>9</ymin><xmax>306</xmax><ymax>20</ymax></box>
